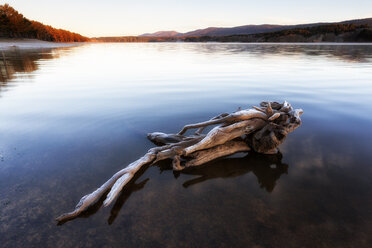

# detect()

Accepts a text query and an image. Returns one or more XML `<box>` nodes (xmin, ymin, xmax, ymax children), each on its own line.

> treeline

<box><xmin>260</xmin><ymin>23</ymin><xmax>370</xmax><ymax>39</ymax></box>
<box><xmin>0</xmin><ymin>4</ymin><xmax>89</xmax><ymax>42</ymax></box>
<box><xmin>184</xmin><ymin>24</ymin><xmax>372</xmax><ymax>42</ymax></box>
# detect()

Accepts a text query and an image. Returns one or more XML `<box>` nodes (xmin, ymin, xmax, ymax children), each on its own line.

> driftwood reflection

<box><xmin>57</xmin><ymin>191</ymin><xmax>107</xmax><ymax>226</ymax></box>
<box><xmin>108</xmin><ymin>151</ymin><xmax>287</xmax><ymax>224</ymax></box>
<box><xmin>158</xmin><ymin>151</ymin><xmax>288</xmax><ymax>192</ymax></box>
<box><xmin>58</xmin><ymin>151</ymin><xmax>288</xmax><ymax>225</ymax></box>
<box><xmin>179</xmin><ymin>151</ymin><xmax>287</xmax><ymax>191</ymax></box>
<box><xmin>108</xmin><ymin>168</ymin><xmax>150</xmax><ymax>225</ymax></box>
<box><xmin>57</xmin><ymin>165</ymin><xmax>150</xmax><ymax>226</ymax></box>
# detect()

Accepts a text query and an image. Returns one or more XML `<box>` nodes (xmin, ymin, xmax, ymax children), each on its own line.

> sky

<box><xmin>5</xmin><ymin>0</ymin><xmax>372</xmax><ymax>37</ymax></box>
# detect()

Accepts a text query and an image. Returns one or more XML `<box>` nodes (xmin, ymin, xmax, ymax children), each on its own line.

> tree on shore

<box><xmin>0</xmin><ymin>4</ymin><xmax>89</xmax><ymax>42</ymax></box>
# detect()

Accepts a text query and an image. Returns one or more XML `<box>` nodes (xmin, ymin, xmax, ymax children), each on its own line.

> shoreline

<box><xmin>1</xmin><ymin>39</ymin><xmax>371</xmax><ymax>50</ymax></box>
<box><xmin>0</xmin><ymin>38</ymin><xmax>84</xmax><ymax>50</ymax></box>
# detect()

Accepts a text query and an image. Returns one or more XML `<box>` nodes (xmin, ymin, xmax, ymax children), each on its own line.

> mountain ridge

<box><xmin>139</xmin><ymin>18</ymin><xmax>372</xmax><ymax>37</ymax></box>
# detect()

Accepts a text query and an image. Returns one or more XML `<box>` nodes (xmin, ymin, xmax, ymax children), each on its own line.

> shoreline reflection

<box><xmin>0</xmin><ymin>47</ymin><xmax>68</xmax><ymax>83</ymax></box>
<box><xmin>2</xmin><ymin>43</ymin><xmax>372</xmax><ymax>84</ymax></box>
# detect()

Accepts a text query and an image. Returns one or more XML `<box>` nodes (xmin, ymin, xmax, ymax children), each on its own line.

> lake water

<box><xmin>1</xmin><ymin>43</ymin><xmax>372</xmax><ymax>247</ymax></box>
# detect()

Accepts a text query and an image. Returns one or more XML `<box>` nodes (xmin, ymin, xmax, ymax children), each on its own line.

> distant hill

<box><xmin>140</xmin><ymin>31</ymin><xmax>180</xmax><ymax>37</ymax></box>
<box><xmin>340</xmin><ymin>18</ymin><xmax>372</xmax><ymax>26</ymax></box>
<box><xmin>139</xmin><ymin>18</ymin><xmax>372</xmax><ymax>37</ymax></box>
<box><xmin>0</xmin><ymin>4</ymin><xmax>89</xmax><ymax>42</ymax></box>
<box><xmin>178</xmin><ymin>25</ymin><xmax>284</xmax><ymax>37</ymax></box>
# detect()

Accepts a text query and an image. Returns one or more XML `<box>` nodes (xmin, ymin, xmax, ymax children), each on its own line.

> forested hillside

<box><xmin>0</xmin><ymin>4</ymin><xmax>89</xmax><ymax>42</ymax></box>
<box><xmin>184</xmin><ymin>24</ymin><xmax>372</xmax><ymax>42</ymax></box>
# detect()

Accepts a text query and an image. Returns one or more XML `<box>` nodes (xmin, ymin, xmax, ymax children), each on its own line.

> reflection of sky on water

<box><xmin>0</xmin><ymin>43</ymin><xmax>372</xmax><ymax>247</ymax></box>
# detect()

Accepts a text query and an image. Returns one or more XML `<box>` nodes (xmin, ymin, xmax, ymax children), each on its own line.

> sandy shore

<box><xmin>0</xmin><ymin>38</ymin><xmax>84</xmax><ymax>50</ymax></box>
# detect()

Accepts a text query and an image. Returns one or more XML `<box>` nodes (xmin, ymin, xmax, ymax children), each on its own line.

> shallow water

<box><xmin>1</xmin><ymin>43</ymin><xmax>372</xmax><ymax>248</ymax></box>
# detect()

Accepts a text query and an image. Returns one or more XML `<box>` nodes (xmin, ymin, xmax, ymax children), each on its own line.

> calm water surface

<box><xmin>0</xmin><ymin>43</ymin><xmax>372</xmax><ymax>247</ymax></box>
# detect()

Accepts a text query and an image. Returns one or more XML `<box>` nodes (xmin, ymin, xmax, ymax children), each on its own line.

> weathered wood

<box><xmin>178</xmin><ymin>109</ymin><xmax>267</xmax><ymax>135</ymax></box>
<box><xmin>195</xmin><ymin>112</ymin><xmax>229</xmax><ymax>135</ymax></box>
<box><xmin>184</xmin><ymin>140</ymin><xmax>251</xmax><ymax>168</ymax></box>
<box><xmin>183</xmin><ymin>118</ymin><xmax>266</xmax><ymax>156</ymax></box>
<box><xmin>56</xmin><ymin>101</ymin><xmax>303</xmax><ymax>223</ymax></box>
<box><xmin>103</xmin><ymin>152</ymin><xmax>157</xmax><ymax>207</ymax></box>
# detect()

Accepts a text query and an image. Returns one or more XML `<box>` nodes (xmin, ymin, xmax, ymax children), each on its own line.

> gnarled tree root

<box><xmin>56</xmin><ymin>101</ymin><xmax>303</xmax><ymax>223</ymax></box>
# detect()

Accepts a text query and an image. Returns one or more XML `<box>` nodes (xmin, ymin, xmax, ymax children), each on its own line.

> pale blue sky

<box><xmin>5</xmin><ymin>0</ymin><xmax>372</xmax><ymax>37</ymax></box>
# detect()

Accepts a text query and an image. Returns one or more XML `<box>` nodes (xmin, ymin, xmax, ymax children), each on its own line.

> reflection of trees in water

<box><xmin>0</xmin><ymin>48</ymin><xmax>63</xmax><ymax>83</ymax></box>
<box><xmin>2</xmin><ymin>44</ymin><xmax>371</xmax><ymax>83</ymax></box>
<box><xmin>195</xmin><ymin>43</ymin><xmax>372</xmax><ymax>63</ymax></box>
<box><xmin>58</xmin><ymin>151</ymin><xmax>288</xmax><ymax>225</ymax></box>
